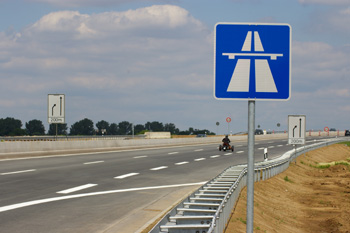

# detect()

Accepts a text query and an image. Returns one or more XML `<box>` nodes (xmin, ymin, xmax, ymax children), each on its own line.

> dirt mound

<box><xmin>225</xmin><ymin>143</ymin><xmax>350</xmax><ymax>233</ymax></box>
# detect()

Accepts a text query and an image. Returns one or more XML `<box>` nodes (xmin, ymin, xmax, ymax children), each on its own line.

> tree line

<box><xmin>0</xmin><ymin>117</ymin><xmax>215</xmax><ymax>136</ymax></box>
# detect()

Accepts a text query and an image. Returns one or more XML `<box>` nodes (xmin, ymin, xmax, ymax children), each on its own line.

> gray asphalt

<box><xmin>0</xmin><ymin>136</ymin><xmax>333</xmax><ymax>233</ymax></box>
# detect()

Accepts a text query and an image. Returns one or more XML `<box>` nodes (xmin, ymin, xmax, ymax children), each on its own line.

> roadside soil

<box><xmin>225</xmin><ymin>143</ymin><xmax>350</xmax><ymax>233</ymax></box>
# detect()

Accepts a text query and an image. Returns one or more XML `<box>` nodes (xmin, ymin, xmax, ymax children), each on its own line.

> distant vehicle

<box><xmin>196</xmin><ymin>134</ymin><xmax>207</xmax><ymax>137</ymax></box>
<box><xmin>330</xmin><ymin>128</ymin><xmax>336</xmax><ymax>131</ymax></box>
<box><xmin>255</xmin><ymin>129</ymin><xmax>263</xmax><ymax>135</ymax></box>
<box><xmin>345</xmin><ymin>130</ymin><xmax>350</xmax><ymax>136</ymax></box>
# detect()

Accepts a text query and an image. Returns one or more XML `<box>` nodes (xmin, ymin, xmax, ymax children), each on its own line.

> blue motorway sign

<box><xmin>214</xmin><ymin>23</ymin><xmax>291</xmax><ymax>100</ymax></box>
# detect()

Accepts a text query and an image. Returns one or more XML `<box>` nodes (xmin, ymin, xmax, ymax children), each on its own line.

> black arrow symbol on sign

<box><xmin>52</xmin><ymin>104</ymin><xmax>56</xmax><ymax>116</ymax></box>
<box><xmin>293</xmin><ymin>125</ymin><xmax>297</xmax><ymax>137</ymax></box>
<box><xmin>299</xmin><ymin>118</ymin><xmax>302</xmax><ymax>138</ymax></box>
<box><xmin>60</xmin><ymin>97</ymin><xmax>62</xmax><ymax>116</ymax></box>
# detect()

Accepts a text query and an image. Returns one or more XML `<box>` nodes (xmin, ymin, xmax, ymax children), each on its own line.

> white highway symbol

<box><xmin>222</xmin><ymin>31</ymin><xmax>282</xmax><ymax>93</ymax></box>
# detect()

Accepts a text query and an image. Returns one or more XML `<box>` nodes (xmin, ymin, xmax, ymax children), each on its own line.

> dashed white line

<box><xmin>133</xmin><ymin>155</ymin><xmax>148</xmax><ymax>159</ymax></box>
<box><xmin>194</xmin><ymin>158</ymin><xmax>206</xmax><ymax>161</ymax></box>
<box><xmin>268</xmin><ymin>146</ymin><xmax>275</xmax><ymax>148</ymax></box>
<box><xmin>150</xmin><ymin>166</ymin><xmax>168</xmax><ymax>171</ymax></box>
<box><xmin>168</xmin><ymin>152</ymin><xmax>179</xmax><ymax>155</ymax></box>
<box><xmin>258</xmin><ymin>147</ymin><xmax>265</xmax><ymax>150</ymax></box>
<box><xmin>1</xmin><ymin>169</ymin><xmax>36</xmax><ymax>175</ymax></box>
<box><xmin>210</xmin><ymin>155</ymin><xmax>220</xmax><ymax>158</ymax></box>
<box><xmin>224</xmin><ymin>153</ymin><xmax>233</xmax><ymax>155</ymax></box>
<box><xmin>84</xmin><ymin>161</ymin><xmax>104</xmax><ymax>165</ymax></box>
<box><xmin>194</xmin><ymin>149</ymin><xmax>203</xmax><ymax>152</ymax></box>
<box><xmin>236</xmin><ymin>151</ymin><xmax>244</xmax><ymax>154</ymax></box>
<box><xmin>114</xmin><ymin>173</ymin><xmax>139</xmax><ymax>179</ymax></box>
<box><xmin>175</xmin><ymin>161</ymin><xmax>189</xmax><ymax>165</ymax></box>
<box><xmin>277</xmin><ymin>145</ymin><xmax>283</xmax><ymax>147</ymax></box>
<box><xmin>57</xmin><ymin>184</ymin><xmax>97</xmax><ymax>194</ymax></box>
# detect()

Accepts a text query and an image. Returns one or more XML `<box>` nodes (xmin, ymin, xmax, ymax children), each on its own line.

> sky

<box><xmin>0</xmin><ymin>0</ymin><xmax>349</xmax><ymax>134</ymax></box>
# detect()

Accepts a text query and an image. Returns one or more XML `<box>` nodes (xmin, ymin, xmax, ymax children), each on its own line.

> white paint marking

<box><xmin>210</xmin><ymin>155</ymin><xmax>220</xmax><ymax>158</ymax></box>
<box><xmin>133</xmin><ymin>155</ymin><xmax>148</xmax><ymax>159</ymax></box>
<box><xmin>0</xmin><ymin>182</ymin><xmax>207</xmax><ymax>213</ymax></box>
<box><xmin>1</xmin><ymin>169</ymin><xmax>36</xmax><ymax>175</ymax></box>
<box><xmin>194</xmin><ymin>158</ymin><xmax>206</xmax><ymax>161</ymax></box>
<box><xmin>236</xmin><ymin>151</ymin><xmax>244</xmax><ymax>154</ymax></box>
<box><xmin>84</xmin><ymin>161</ymin><xmax>104</xmax><ymax>165</ymax></box>
<box><xmin>57</xmin><ymin>184</ymin><xmax>97</xmax><ymax>194</ymax></box>
<box><xmin>224</xmin><ymin>153</ymin><xmax>232</xmax><ymax>156</ymax></box>
<box><xmin>150</xmin><ymin>166</ymin><xmax>168</xmax><ymax>171</ymax></box>
<box><xmin>168</xmin><ymin>152</ymin><xmax>179</xmax><ymax>155</ymax></box>
<box><xmin>268</xmin><ymin>141</ymin><xmax>274</xmax><ymax>143</ymax></box>
<box><xmin>194</xmin><ymin>149</ymin><xmax>203</xmax><ymax>152</ymax></box>
<box><xmin>277</xmin><ymin>145</ymin><xmax>283</xmax><ymax>147</ymax></box>
<box><xmin>258</xmin><ymin>147</ymin><xmax>265</xmax><ymax>150</ymax></box>
<box><xmin>114</xmin><ymin>173</ymin><xmax>139</xmax><ymax>179</ymax></box>
<box><xmin>268</xmin><ymin>146</ymin><xmax>275</xmax><ymax>148</ymax></box>
<box><xmin>175</xmin><ymin>161</ymin><xmax>189</xmax><ymax>165</ymax></box>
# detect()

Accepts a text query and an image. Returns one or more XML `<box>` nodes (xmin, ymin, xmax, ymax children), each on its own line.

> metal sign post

<box><xmin>214</xmin><ymin>23</ymin><xmax>291</xmax><ymax>233</ymax></box>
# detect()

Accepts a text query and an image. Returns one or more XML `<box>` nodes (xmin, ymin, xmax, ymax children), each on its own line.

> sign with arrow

<box><xmin>48</xmin><ymin>94</ymin><xmax>65</xmax><ymax>124</ymax></box>
<box><xmin>288</xmin><ymin>115</ymin><xmax>306</xmax><ymax>145</ymax></box>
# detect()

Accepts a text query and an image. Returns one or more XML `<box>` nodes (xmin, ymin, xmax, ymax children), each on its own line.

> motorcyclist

<box><xmin>222</xmin><ymin>135</ymin><xmax>231</xmax><ymax>147</ymax></box>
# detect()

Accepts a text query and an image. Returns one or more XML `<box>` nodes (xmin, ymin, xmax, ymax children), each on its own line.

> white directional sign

<box><xmin>288</xmin><ymin>115</ymin><xmax>306</xmax><ymax>145</ymax></box>
<box><xmin>214</xmin><ymin>23</ymin><xmax>291</xmax><ymax>100</ymax></box>
<box><xmin>48</xmin><ymin>94</ymin><xmax>65</xmax><ymax>124</ymax></box>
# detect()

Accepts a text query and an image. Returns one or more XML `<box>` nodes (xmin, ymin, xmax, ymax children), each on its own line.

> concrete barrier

<box><xmin>0</xmin><ymin>132</ymin><xmax>344</xmax><ymax>159</ymax></box>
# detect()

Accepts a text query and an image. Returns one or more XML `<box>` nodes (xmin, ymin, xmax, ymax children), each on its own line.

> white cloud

<box><xmin>29</xmin><ymin>0</ymin><xmax>167</xmax><ymax>7</ymax></box>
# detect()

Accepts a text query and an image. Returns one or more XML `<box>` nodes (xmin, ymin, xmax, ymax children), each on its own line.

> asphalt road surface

<box><xmin>0</xmin><ymin>136</ymin><xmax>334</xmax><ymax>233</ymax></box>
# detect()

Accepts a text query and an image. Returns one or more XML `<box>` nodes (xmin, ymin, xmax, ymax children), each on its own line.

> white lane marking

<box><xmin>258</xmin><ymin>147</ymin><xmax>265</xmax><ymax>150</ymax></box>
<box><xmin>194</xmin><ymin>149</ymin><xmax>203</xmax><ymax>152</ymax></box>
<box><xmin>268</xmin><ymin>141</ymin><xmax>274</xmax><ymax>143</ymax></box>
<box><xmin>236</xmin><ymin>151</ymin><xmax>244</xmax><ymax>154</ymax></box>
<box><xmin>268</xmin><ymin>146</ymin><xmax>275</xmax><ymax>148</ymax></box>
<box><xmin>133</xmin><ymin>155</ymin><xmax>148</xmax><ymax>159</ymax></box>
<box><xmin>1</xmin><ymin>169</ymin><xmax>36</xmax><ymax>175</ymax></box>
<box><xmin>84</xmin><ymin>161</ymin><xmax>104</xmax><ymax>165</ymax></box>
<box><xmin>150</xmin><ymin>166</ymin><xmax>168</xmax><ymax>171</ymax></box>
<box><xmin>168</xmin><ymin>152</ymin><xmax>179</xmax><ymax>155</ymax></box>
<box><xmin>224</xmin><ymin>153</ymin><xmax>232</xmax><ymax>155</ymax></box>
<box><xmin>210</xmin><ymin>155</ymin><xmax>220</xmax><ymax>158</ymax></box>
<box><xmin>277</xmin><ymin>145</ymin><xmax>283</xmax><ymax>147</ymax></box>
<box><xmin>175</xmin><ymin>161</ymin><xmax>189</xmax><ymax>165</ymax></box>
<box><xmin>194</xmin><ymin>158</ymin><xmax>206</xmax><ymax>161</ymax></box>
<box><xmin>0</xmin><ymin>181</ymin><xmax>207</xmax><ymax>213</ymax></box>
<box><xmin>114</xmin><ymin>173</ymin><xmax>139</xmax><ymax>179</ymax></box>
<box><xmin>57</xmin><ymin>184</ymin><xmax>97</xmax><ymax>194</ymax></box>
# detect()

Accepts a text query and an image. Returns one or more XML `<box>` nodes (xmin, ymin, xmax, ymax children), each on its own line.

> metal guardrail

<box><xmin>0</xmin><ymin>135</ymin><xmax>146</xmax><ymax>142</ymax></box>
<box><xmin>149</xmin><ymin>137</ymin><xmax>347</xmax><ymax>233</ymax></box>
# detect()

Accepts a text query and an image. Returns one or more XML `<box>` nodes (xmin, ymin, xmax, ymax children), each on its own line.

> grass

<box><xmin>338</xmin><ymin>141</ymin><xmax>350</xmax><ymax>147</ymax></box>
<box><xmin>284</xmin><ymin>176</ymin><xmax>293</xmax><ymax>183</ymax></box>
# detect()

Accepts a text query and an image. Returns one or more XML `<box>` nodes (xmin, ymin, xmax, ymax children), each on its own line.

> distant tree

<box><xmin>0</xmin><ymin>117</ymin><xmax>24</xmax><ymax>136</ymax></box>
<box><xmin>118</xmin><ymin>121</ymin><xmax>132</xmax><ymax>135</ymax></box>
<box><xmin>164</xmin><ymin>123</ymin><xmax>179</xmax><ymax>134</ymax></box>
<box><xmin>48</xmin><ymin>124</ymin><xmax>68</xmax><ymax>135</ymax></box>
<box><xmin>26</xmin><ymin>119</ymin><xmax>45</xmax><ymax>136</ymax></box>
<box><xmin>70</xmin><ymin>118</ymin><xmax>94</xmax><ymax>135</ymax></box>
<box><xmin>145</xmin><ymin>121</ymin><xmax>164</xmax><ymax>132</ymax></box>
<box><xmin>26</xmin><ymin>120</ymin><xmax>45</xmax><ymax>136</ymax></box>
<box><xmin>134</xmin><ymin>124</ymin><xmax>146</xmax><ymax>135</ymax></box>
<box><xmin>109</xmin><ymin>123</ymin><xmax>118</xmax><ymax>135</ymax></box>
<box><xmin>96</xmin><ymin>120</ymin><xmax>110</xmax><ymax>135</ymax></box>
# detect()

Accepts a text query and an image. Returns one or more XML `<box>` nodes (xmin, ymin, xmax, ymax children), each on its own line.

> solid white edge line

<box><xmin>150</xmin><ymin>166</ymin><xmax>168</xmax><ymax>171</ymax></box>
<box><xmin>0</xmin><ymin>181</ymin><xmax>207</xmax><ymax>213</ymax></box>
<box><xmin>57</xmin><ymin>184</ymin><xmax>97</xmax><ymax>194</ymax></box>
<box><xmin>114</xmin><ymin>173</ymin><xmax>139</xmax><ymax>179</ymax></box>
<box><xmin>1</xmin><ymin>169</ymin><xmax>36</xmax><ymax>175</ymax></box>
<box><xmin>175</xmin><ymin>161</ymin><xmax>189</xmax><ymax>165</ymax></box>
<box><xmin>84</xmin><ymin>161</ymin><xmax>104</xmax><ymax>165</ymax></box>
